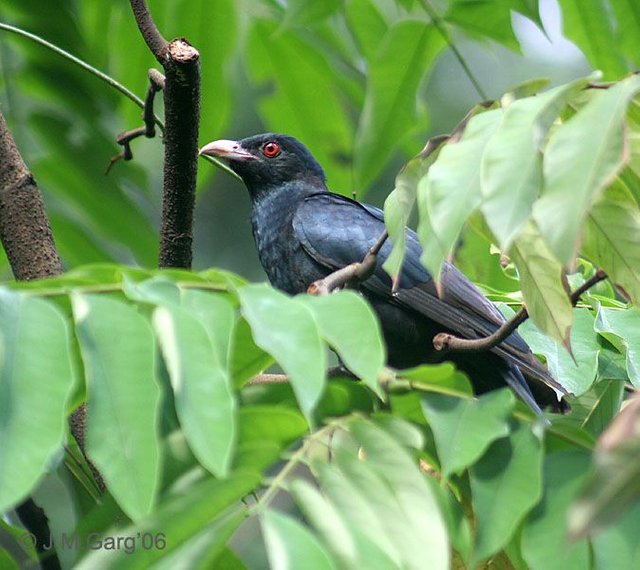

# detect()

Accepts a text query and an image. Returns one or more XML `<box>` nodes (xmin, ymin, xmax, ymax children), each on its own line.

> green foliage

<box><xmin>1</xmin><ymin>0</ymin><xmax>640</xmax><ymax>568</ymax></box>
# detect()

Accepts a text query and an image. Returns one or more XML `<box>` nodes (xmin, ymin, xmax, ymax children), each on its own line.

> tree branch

<box><xmin>128</xmin><ymin>0</ymin><xmax>201</xmax><ymax>269</ymax></box>
<box><xmin>433</xmin><ymin>268</ymin><xmax>608</xmax><ymax>353</ymax></box>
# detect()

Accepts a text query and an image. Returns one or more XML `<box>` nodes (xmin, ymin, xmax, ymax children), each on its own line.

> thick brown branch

<box><xmin>129</xmin><ymin>0</ymin><xmax>168</xmax><ymax>63</ymax></box>
<box><xmin>434</xmin><ymin>268</ymin><xmax>609</xmax><ymax>353</ymax></box>
<box><xmin>308</xmin><ymin>230</ymin><xmax>389</xmax><ymax>296</ymax></box>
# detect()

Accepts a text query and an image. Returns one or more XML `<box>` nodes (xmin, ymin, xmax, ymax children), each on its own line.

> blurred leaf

<box><xmin>383</xmin><ymin>136</ymin><xmax>447</xmax><ymax>281</ymax></box>
<box><xmin>470</xmin><ymin>424</ymin><xmax>543</xmax><ymax>565</ymax></box>
<box><xmin>418</xmin><ymin>109</ymin><xmax>501</xmax><ymax>279</ymax></box>
<box><xmin>569</xmin><ymin>393</ymin><xmax>640</xmax><ymax>539</ymax></box>
<box><xmin>349</xmin><ymin>418</ymin><xmax>450</xmax><ymax>570</ymax></box>
<box><xmin>521</xmin><ymin>450</ymin><xmax>591</xmax><ymax>570</ymax></box>
<box><xmin>0</xmin><ymin>292</ymin><xmax>75</xmax><ymax>512</ymax></box>
<box><xmin>281</xmin><ymin>0</ymin><xmax>341</xmax><ymax>28</ymax></box>
<box><xmin>557</xmin><ymin>0</ymin><xmax>627</xmax><ymax>79</ymax></box>
<box><xmin>592</xmin><ymin>500</ymin><xmax>640</xmax><ymax>569</ymax></box>
<box><xmin>481</xmin><ymin>78</ymin><xmax>589</xmax><ymax>249</ymax></box>
<box><xmin>238</xmin><ymin>284</ymin><xmax>326</xmax><ymax>421</ymax></box>
<box><xmin>354</xmin><ymin>20</ymin><xmax>444</xmax><ymax>190</ymax></box>
<box><xmin>246</xmin><ymin>20</ymin><xmax>354</xmax><ymax>191</ymax></box>
<box><xmin>510</xmin><ymin>221</ymin><xmax>573</xmax><ymax>346</ymax></box>
<box><xmin>582</xmin><ymin>179</ymin><xmax>640</xmax><ymax>306</ymax></box>
<box><xmin>444</xmin><ymin>0</ymin><xmax>522</xmax><ymax>51</ymax></box>
<box><xmin>73</xmin><ymin>294</ymin><xmax>161</xmax><ymax>520</ymax></box>
<box><xmin>519</xmin><ymin>308</ymin><xmax>599</xmax><ymax>396</ymax></box>
<box><xmin>153</xmin><ymin>305</ymin><xmax>236</xmax><ymax>478</ymax></box>
<box><xmin>595</xmin><ymin>306</ymin><xmax>640</xmax><ymax>386</ymax></box>
<box><xmin>534</xmin><ymin>75</ymin><xmax>640</xmax><ymax>264</ymax></box>
<box><xmin>421</xmin><ymin>389</ymin><xmax>514</xmax><ymax>478</ymax></box>
<box><xmin>299</xmin><ymin>291</ymin><xmax>385</xmax><ymax>396</ymax></box>
<box><xmin>262</xmin><ymin>509</ymin><xmax>338</xmax><ymax>570</ymax></box>
<box><xmin>237</xmin><ymin>406</ymin><xmax>308</xmax><ymax>448</ymax></box>
<box><xmin>344</xmin><ymin>0</ymin><xmax>388</xmax><ymax>61</ymax></box>
<box><xmin>609</xmin><ymin>0</ymin><xmax>640</xmax><ymax>68</ymax></box>
<box><xmin>76</xmin><ymin>473</ymin><xmax>259</xmax><ymax>569</ymax></box>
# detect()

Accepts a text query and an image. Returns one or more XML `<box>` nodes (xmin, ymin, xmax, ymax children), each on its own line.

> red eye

<box><xmin>262</xmin><ymin>142</ymin><xmax>281</xmax><ymax>158</ymax></box>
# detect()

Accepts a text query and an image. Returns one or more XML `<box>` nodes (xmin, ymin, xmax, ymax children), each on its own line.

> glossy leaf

<box><xmin>470</xmin><ymin>425</ymin><xmax>543</xmax><ymax>565</ymax></box>
<box><xmin>421</xmin><ymin>389</ymin><xmax>514</xmax><ymax>478</ymax></box>
<box><xmin>383</xmin><ymin>136</ymin><xmax>447</xmax><ymax>281</ymax></box>
<box><xmin>153</xmin><ymin>305</ymin><xmax>236</xmax><ymax>477</ymax></box>
<box><xmin>519</xmin><ymin>308</ymin><xmax>599</xmax><ymax>396</ymax></box>
<box><xmin>262</xmin><ymin>509</ymin><xmax>338</xmax><ymax>570</ymax></box>
<box><xmin>299</xmin><ymin>291</ymin><xmax>385</xmax><ymax>396</ymax></box>
<box><xmin>481</xmin><ymin>78</ymin><xmax>589</xmax><ymax>248</ymax></box>
<box><xmin>418</xmin><ymin>109</ymin><xmax>501</xmax><ymax>278</ymax></box>
<box><xmin>349</xmin><ymin>419</ymin><xmax>449</xmax><ymax>570</ymax></box>
<box><xmin>0</xmin><ymin>292</ymin><xmax>75</xmax><ymax>512</ymax></box>
<box><xmin>354</xmin><ymin>20</ymin><xmax>444</xmax><ymax>190</ymax></box>
<box><xmin>534</xmin><ymin>75</ymin><xmax>640</xmax><ymax>264</ymax></box>
<box><xmin>239</xmin><ymin>284</ymin><xmax>326</xmax><ymax>421</ymax></box>
<box><xmin>582</xmin><ymin>179</ymin><xmax>640</xmax><ymax>306</ymax></box>
<box><xmin>510</xmin><ymin>221</ymin><xmax>573</xmax><ymax>346</ymax></box>
<box><xmin>595</xmin><ymin>306</ymin><xmax>640</xmax><ymax>386</ymax></box>
<box><xmin>73</xmin><ymin>294</ymin><xmax>161</xmax><ymax>520</ymax></box>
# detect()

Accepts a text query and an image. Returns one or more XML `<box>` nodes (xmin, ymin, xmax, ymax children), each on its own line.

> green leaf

<box><xmin>237</xmin><ymin>406</ymin><xmax>308</xmax><ymax>448</ymax></box>
<box><xmin>230</xmin><ymin>317</ymin><xmax>274</xmax><ymax>389</ymax></box>
<box><xmin>557</xmin><ymin>0</ymin><xmax>627</xmax><ymax>79</ymax></box>
<box><xmin>153</xmin><ymin>305</ymin><xmax>236</xmax><ymax>478</ymax></box>
<box><xmin>281</xmin><ymin>0</ymin><xmax>341</xmax><ymax>28</ymax></box>
<box><xmin>246</xmin><ymin>20</ymin><xmax>354</xmax><ymax>191</ymax></box>
<box><xmin>418</xmin><ymin>109</ymin><xmax>501</xmax><ymax>278</ymax></box>
<box><xmin>609</xmin><ymin>0</ymin><xmax>640</xmax><ymax>68</ymax></box>
<box><xmin>582</xmin><ymin>179</ymin><xmax>640</xmax><ymax>306</ymax></box>
<box><xmin>595</xmin><ymin>307</ymin><xmax>640</xmax><ymax>386</ymax></box>
<box><xmin>421</xmin><ymin>389</ymin><xmax>514</xmax><ymax>478</ymax></box>
<box><xmin>299</xmin><ymin>291</ymin><xmax>385</xmax><ymax>396</ymax></box>
<box><xmin>469</xmin><ymin>425</ymin><xmax>543</xmax><ymax>565</ymax></box>
<box><xmin>73</xmin><ymin>294</ymin><xmax>161</xmax><ymax>520</ymax></box>
<box><xmin>262</xmin><ymin>509</ymin><xmax>338</xmax><ymax>570</ymax></box>
<box><xmin>445</xmin><ymin>0</ymin><xmax>521</xmax><ymax>51</ymax></box>
<box><xmin>0</xmin><ymin>292</ymin><xmax>75</xmax><ymax>512</ymax></box>
<box><xmin>354</xmin><ymin>20</ymin><xmax>444</xmax><ymax>190</ymax></box>
<box><xmin>349</xmin><ymin>418</ymin><xmax>450</xmax><ymax>570</ymax></box>
<box><xmin>238</xmin><ymin>284</ymin><xmax>326</xmax><ymax>421</ymax></box>
<box><xmin>521</xmin><ymin>451</ymin><xmax>591</xmax><ymax>570</ymax></box>
<box><xmin>534</xmin><ymin>75</ymin><xmax>640</xmax><ymax>264</ymax></box>
<box><xmin>399</xmin><ymin>363</ymin><xmax>474</xmax><ymax>396</ymax></box>
<box><xmin>345</xmin><ymin>0</ymin><xmax>388</xmax><ymax>61</ymax></box>
<box><xmin>383</xmin><ymin>136</ymin><xmax>447</xmax><ymax>281</ymax></box>
<box><xmin>592</xmin><ymin>500</ymin><xmax>640</xmax><ymax>569</ymax></box>
<box><xmin>518</xmin><ymin>308</ymin><xmax>599</xmax><ymax>396</ymax></box>
<box><xmin>509</xmin><ymin>221</ymin><xmax>573</xmax><ymax>346</ymax></box>
<box><xmin>76</xmin><ymin>473</ymin><xmax>259</xmax><ymax>569</ymax></box>
<box><xmin>481</xmin><ymin>78</ymin><xmax>589</xmax><ymax>249</ymax></box>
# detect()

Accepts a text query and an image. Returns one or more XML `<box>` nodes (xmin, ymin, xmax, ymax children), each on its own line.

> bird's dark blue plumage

<box><xmin>200</xmin><ymin>133</ymin><xmax>568</xmax><ymax>413</ymax></box>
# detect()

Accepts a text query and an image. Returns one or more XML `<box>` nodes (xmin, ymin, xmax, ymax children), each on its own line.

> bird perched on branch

<box><xmin>200</xmin><ymin>133</ymin><xmax>568</xmax><ymax>414</ymax></box>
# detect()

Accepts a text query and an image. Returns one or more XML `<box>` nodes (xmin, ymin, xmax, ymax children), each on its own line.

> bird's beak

<box><xmin>199</xmin><ymin>139</ymin><xmax>257</xmax><ymax>161</ymax></box>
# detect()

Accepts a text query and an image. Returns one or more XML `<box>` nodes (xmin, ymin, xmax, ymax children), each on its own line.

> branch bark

<box><xmin>129</xmin><ymin>0</ymin><xmax>201</xmax><ymax>269</ymax></box>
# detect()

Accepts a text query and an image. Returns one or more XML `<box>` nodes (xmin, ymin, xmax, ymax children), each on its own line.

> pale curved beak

<box><xmin>199</xmin><ymin>139</ymin><xmax>257</xmax><ymax>161</ymax></box>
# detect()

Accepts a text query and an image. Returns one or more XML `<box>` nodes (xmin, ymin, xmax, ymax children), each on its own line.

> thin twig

<box><xmin>308</xmin><ymin>230</ymin><xmax>389</xmax><ymax>296</ymax></box>
<box><xmin>433</xmin><ymin>268</ymin><xmax>608</xmax><ymax>353</ymax></box>
<box><xmin>129</xmin><ymin>0</ymin><xmax>169</xmax><ymax>62</ymax></box>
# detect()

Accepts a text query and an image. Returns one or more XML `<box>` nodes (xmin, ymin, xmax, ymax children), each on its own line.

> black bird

<box><xmin>200</xmin><ymin>133</ymin><xmax>568</xmax><ymax>413</ymax></box>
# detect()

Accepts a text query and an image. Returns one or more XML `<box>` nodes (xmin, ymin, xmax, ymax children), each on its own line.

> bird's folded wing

<box><xmin>293</xmin><ymin>192</ymin><xmax>567</xmax><ymax>394</ymax></box>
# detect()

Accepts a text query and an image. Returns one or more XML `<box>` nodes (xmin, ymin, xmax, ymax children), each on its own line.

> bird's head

<box><xmin>199</xmin><ymin>133</ymin><xmax>326</xmax><ymax>197</ymax></box>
